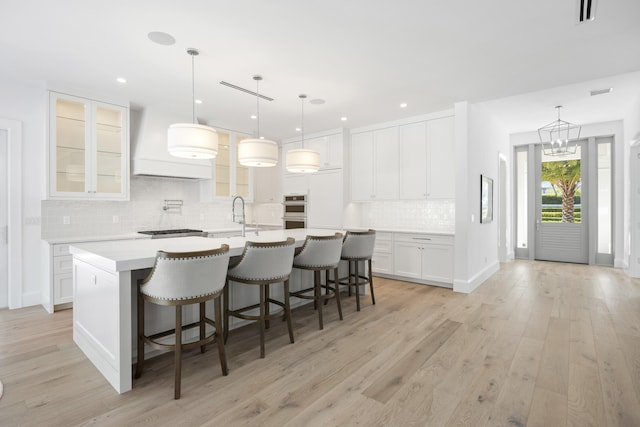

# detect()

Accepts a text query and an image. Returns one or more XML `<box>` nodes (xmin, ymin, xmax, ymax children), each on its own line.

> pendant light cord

<box><xmin>192</xmin><ymin>53</ymin><xmax>196</xmax><ymax>124</ymax></box>
<box><xmin>255</xmin><ymin>76</ymin><xmax>261</xmax><ymax>138</ymax></box>
<box><xmin>299</xmin><ymin>94</ymin><xmax>307</xmax><ymax>148</ymax></box>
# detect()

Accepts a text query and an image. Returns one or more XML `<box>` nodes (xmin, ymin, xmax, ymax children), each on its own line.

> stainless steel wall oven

<box><xmin>283</xmin><ymin>194</ymin><xmax>307</xmax><ymax>229</ymax></box>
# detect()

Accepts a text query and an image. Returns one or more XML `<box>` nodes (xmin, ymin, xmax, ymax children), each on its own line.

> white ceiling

<box><xmin>2</xmin><ymin>0</ymin><xmax>640</xmax><ymax>139</ymax></box>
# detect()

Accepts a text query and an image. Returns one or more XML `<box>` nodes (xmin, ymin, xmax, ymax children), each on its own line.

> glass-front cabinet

<box><xmin>49</xmin><ymin>92</ymin><xmax>129</xmax><ymax>200</ymax></box>
<box><xmin>202</xmin><ymin>130</ymin><xmax>252</xmax><ymax>200</ymax></box>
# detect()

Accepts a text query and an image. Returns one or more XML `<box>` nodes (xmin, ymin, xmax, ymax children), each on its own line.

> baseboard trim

<box><xmin>453</xmin><ymin>261</ymin><xmax>500</xmax><ymax>294</ymax></box>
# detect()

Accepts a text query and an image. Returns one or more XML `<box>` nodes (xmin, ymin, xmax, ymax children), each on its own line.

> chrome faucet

<box><xmin>232</xmin><ymin>195</ymin><xmax>246</xmax><ymax>237</ymax></box>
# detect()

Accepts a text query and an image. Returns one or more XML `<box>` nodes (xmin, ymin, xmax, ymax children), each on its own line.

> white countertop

<box><xmin>43</xmin><ymin>233</ymin><xmax>152</xmax><ymax>245</ymax></box>
<box><xmin>375</xmin><ymin>228</ymin><xmax>454</xmax><ymax>236</ymax></box>
<box><xmin>69</xmin><ymin>228</ymin><xmax>342</xmax><ymax>273</ymax></box>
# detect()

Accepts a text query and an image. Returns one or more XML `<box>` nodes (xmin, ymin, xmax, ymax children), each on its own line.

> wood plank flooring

<box><xmin>1</xmin><ymin>260</ymin><xmax>640</xmax><ymax>426</ymax></box>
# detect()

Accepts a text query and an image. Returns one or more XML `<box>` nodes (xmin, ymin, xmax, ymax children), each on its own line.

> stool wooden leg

<box><xmin>284</xmin><ymin>279</ymin><xmax>294</xmax><ymax>344</ymax></box>
<box><xmin>214</xmin><ymin>296</ymin><xmax>228</xmax><ymax>376</ymax></box>
<box><xmin>223</xmin><ymin>279</ymin><xmax>230</xmax><ymax>344</ymax></box>
<box><xmin>175</xmin><ymin>305</ymin><xmax>182</xmax><ymax>399</ymax></box>
<box><xmin>368</xmin><ymin>259</ymin><xmax>375</xmax><ymax>305</ymax></box>
<box><xmin>200</xmin><ymin>302</ymin><xmax>206</xmax><ymax>354</ymax></box>
<box><xmin>259</xmin><ymin>285</ymin><xmax>266</xmax><ymax>359</ymax></box>
<box><xmin>348</xmin><ymin>261</ymin><xmax>353</xmax><ymax>296</ymax></box>
<box><xmin>323</xmin><ymin>270</ymin><xmax>330</xmax><ymax>306</ymax></box>
<box><xmin>265</xmin><ymin>284</ymin><xmax>271</xmax><ymax>330</ymax></box>
<box><xmin>135</xmin><ymin>288</ymin><xmax>144</xmax><ymax>379</ymax></box>
<box><xmin>315</xmin><ymin>270</ymin><xmax>323</xmax><ymax>330</ymax></box>
<box><xmin>334</xmin><ymin>267</ymin><xmax>343</xmax><ymax>320</ymax></box>
<box><xmin>354</xmin><ymin>260</ymin><xmax>361</xmax><ymax>312</ymax></box>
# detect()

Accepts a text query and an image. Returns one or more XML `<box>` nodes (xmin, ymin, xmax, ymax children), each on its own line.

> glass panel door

<box><xmin>55</xmin><ymin>97</ymin><xmax>87</xmax><ymax>193</ymax></box>
<box><xmin>95</xmin><ymin>105</ymin><xmax>123</xmax><ymax>194</ymax></box>
<box><xmin>235</xmin><ymin>135</ymin><xmax>249</xmax><ymax>198</ymax></box>
<box><xmin>215</xmin><ymin>131</ymin><xmax>231</xmax><ymax>197</ymax></box>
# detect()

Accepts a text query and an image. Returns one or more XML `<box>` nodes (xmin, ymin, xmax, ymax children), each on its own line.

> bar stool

<box><xmin>224</xmin><ymin>238</ymin><xmax>296</xmax><ymax>358</ymax></box>
<box><xmin>339</xmin><ymin>229</ymin><xmax>376</xmax><ymax>312</ymax></box>
<box><xmin>135</xmin><ymin>245</ymin><xmax>230</xmax><ymax>400</ymax></box>
<box><xmin>290</xmin><ymin>233</ymin><xmax>344</xmax><ymax>330</ymax></box>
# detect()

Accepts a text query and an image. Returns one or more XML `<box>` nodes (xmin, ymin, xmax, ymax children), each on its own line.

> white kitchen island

<box><xmin>69</xmin><ymin>229</ymin><xmax>343</xmax><ymax>394</ymax></box>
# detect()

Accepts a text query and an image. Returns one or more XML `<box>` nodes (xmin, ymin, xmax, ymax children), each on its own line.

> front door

<box><xmin>534</xmin><ymin>142</ymin><xmax>588</xmax><ymax>263</ymax></box>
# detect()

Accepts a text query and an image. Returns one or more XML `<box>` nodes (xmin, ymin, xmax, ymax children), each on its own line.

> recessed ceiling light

<box><xmin>400</xmin><ymin>103</ymin><xmax>408</xmax><ymax>108</ymax></box>
<box><xmin>195</xmin><ymin>99</ymin><xmax>203</xmax><ymax>104</ymax></box>
<box><xmin>116</xmin><ymin>77</ymin><xmax>127</xmax><ymax>84</ymax></box>
<box><xmin>310</xmin><ymin>98</ymin><xmax>325</xmax><ymax>105</ymax></box>
<box><xmin>250</xmin><ymin>115</ymin><xmax>257</xmax><ymax>119</ymax></box>
<box><xmin>147</xmin><ymin>31</ymin><xmax>176</xmax><ymax>46</ymax></box>
<box><xmin>259</xmin><ymin>136</ymin><xmax>265</xmax><ymax>140</ymax></box>
<box><xmin>341</xmin><ymin>117</ymin><xmax>348</xmax><ymax>121</ymax></box>
<box><xmin>295</xmin><ymin>127</ymin><xmax>301</xmax><ymax>132</ymax></box>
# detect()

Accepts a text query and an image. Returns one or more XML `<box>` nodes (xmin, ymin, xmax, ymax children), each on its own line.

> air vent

<box><xmin>219</xmin><ymin>81</ymin><xmax>274</xmax><ymax>101</ymax></box>
<box><xmin>578</xmin><ymin>0</ymin><xmax>597</xmax><ymax>23</ymax></box>
<box><xmin>590</xmin><ymin>88</ymin><xmax>612</xmax><ymax>96</ymax></box>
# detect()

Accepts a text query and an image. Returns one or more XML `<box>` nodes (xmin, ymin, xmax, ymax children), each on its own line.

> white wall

<box><xmin>453</xmin><ymin>101</ymin><xmax>510</xmax><ymax>293</ymax></box>
<box><xmin>0</xmin><ymin>80</ymin><xmax>46</xmax><ymax>307</ymax></box>
<box><xmin>625</xmin><ymin>95</ymin><xmax>640</xmax><ymax>277</ymax></box>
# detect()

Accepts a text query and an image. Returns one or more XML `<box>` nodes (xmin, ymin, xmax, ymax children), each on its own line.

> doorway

<box><xmin>0</xmin><ymin>119</ymin><xmax>22</xmax><ymax>309</ymax></box>
<box><xmin>514</xmin><ymin>137</ymin><xmax>613</xmax><ymax>265</ymax></box>
<box><xmin>1</xmin><ymin>129</ymin><xmax>7</xmax><ymax>308</ymax></box>
<box><xmin>534</xmin><ymin>142</ymin><xmax>588</xmax><ymax>263</ymax></box>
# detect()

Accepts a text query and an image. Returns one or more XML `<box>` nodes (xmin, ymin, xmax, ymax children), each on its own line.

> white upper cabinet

<box><xmin>398</xmin><ymin>116</ymin><xmax>455</xmax><ymax>200</ymax></box>
<box><xmin>282</xmin><ymin>129</ymin><xmax>345</xmax><ymax>174</ymax></box>
<box><xmin>399</xmin><ymin>121</ymin><xmax>428</xmax><ymax>199</ymax></box>
<box><xmin>200</xmin><ymin>131</ymin><xmax>254</xmax><ymax>201</ymax></box>
<box><xmin>308</xmin><ymin>169</ymin><xmax>343</xmax><ymax>229</ymax></box>
<box><xmin>305</xmin><ymin>133</ymin><xmax>343</xmax><ymax>170</ymax></box>
<box><xmin>351</xmin><ymin>113</ymin><xmax>455</xmax><ymax>202</ymax></box>
<box><xmin>350</xmin><ymin>132</ymin><xmax>374</xmax><ymax>201</ymax></box>
<box><xmin>49</xmin><ymin>92</ymin><xmax>129</xmax><ymax>200</ymax></box>
<box><xmin>427</xmin><ymin>116</ymin><xmax>455</xmax><ymax>199</ymax></box>
<box><xmin>253</xmin><ymin>146</ymin><xmax>282</xmax><ymax>203</ymax></box>
<box><xmin>350</xmin><ymin>127</ymin><xmax>399</xmax><ymax>201</ymax></box>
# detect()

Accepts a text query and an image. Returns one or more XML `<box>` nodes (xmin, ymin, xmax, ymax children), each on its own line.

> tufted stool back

<box><xmin>294</xmin><ymin>233</ymin><xmax>343</xmax><ymax>269</ymax></box>
<box><xmin>140</xmin><ymin>246</ymin><xmax>230</xmax><ymax>303</ymax></box>
<box><xmin>341</xmin><ymin>229</ymin><xmax>376</xmax><ymax>260</ymax></box>
<box><xmin>228</xmin><ymin>238</ymin><xmax>295</xmax><ymax>282</ymax></box>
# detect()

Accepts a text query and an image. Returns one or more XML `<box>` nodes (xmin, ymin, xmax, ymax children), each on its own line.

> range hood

<box><xmin>131</xmin><ymin>108</ymin><xmax>213</xmax><ymax>179</ymax></box>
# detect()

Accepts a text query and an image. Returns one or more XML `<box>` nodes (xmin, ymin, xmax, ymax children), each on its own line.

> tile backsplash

<box><xmin>359</xmin><ymin>199</ymin><xmax>455</xmax><ymax>232</ymax></box>
<box><xmin>42</xmin><ymin>176</ymin><xmax>244</xmax><ymax>239</ymax></box>
<box><xmin>42</xmin><ymin>176</ymin><xmax>455</xmax><ymax>239</ymax></box>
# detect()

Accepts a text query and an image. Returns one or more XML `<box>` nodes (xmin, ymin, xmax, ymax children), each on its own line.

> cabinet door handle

<box><xmin>412</xmin><ymin>237</ymin><xmax>432</xmax><ymax>241</ymax></box>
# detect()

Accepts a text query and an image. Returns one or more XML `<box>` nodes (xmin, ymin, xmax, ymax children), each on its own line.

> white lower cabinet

<box><xmin>43</xmin><ymin>236</ymin><xmax>152</xmax><ymax>313</ymax></box>
<box><xmin>389</xmin><ymin>232</ymin><xmax>454</xmax><ymax>287</ymax></box>
<box><xmin>372</xmin><ymin>232</ymin><xmax>394</xmax><ymax>275</ymax></box>
<box><xmin>52</xmin><ymin>244</ymin><xmax>74</xmax><ymax>307</ymax></box>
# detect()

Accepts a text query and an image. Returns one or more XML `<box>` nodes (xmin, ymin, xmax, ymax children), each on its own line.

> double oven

<box><xmin>282</xmin><ymin>194</ymin><xmax>307</xmax><ymax>229</ymax></box>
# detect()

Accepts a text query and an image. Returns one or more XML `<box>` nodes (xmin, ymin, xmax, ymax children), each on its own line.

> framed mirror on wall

<box><xmin>481</xmin><ymin>174</ymin><xmax>493</xmax><ymax>224</ymax></box>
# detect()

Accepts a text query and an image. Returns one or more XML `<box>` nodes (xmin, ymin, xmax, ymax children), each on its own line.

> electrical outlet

<box><xmin>200</xmin><ymin>213</ymin><xmax>205</xmax><ymax>220</ymax></box>
<box><xmin>112</xmin><ymin>215</ymin><xmax>119</xmax><ymax>224</ymax></box>
<box><xmin>24</xmin><ymin>217</ymin><xmax>41</xmax><ymax>226</ymax></box>
<box><xmin>63</xmin><ymin>216</ymin><xmax>70</xmax><ymax>225</ymax></box>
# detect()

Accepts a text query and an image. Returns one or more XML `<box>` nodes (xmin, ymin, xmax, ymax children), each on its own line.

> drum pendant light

<box><xmin>286</xmin><ymin>94</ymin><xmax>320</xmax><ymax>173</ymax></box>
<box><xmin>237</xmin><ymin>75</ymin><xmax>278</xmax><ymax>167</ymax></box>
<box><xmin>168</xmin><ymin>48</ymin><xmax>218</xmax><ymax>159</ymax></box>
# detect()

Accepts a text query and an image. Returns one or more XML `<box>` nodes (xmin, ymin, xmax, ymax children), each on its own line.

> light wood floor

<box><xmin>1</xmin><ymin>260</ymin><xmax>640</xmax><ymax>426</ymax></box>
